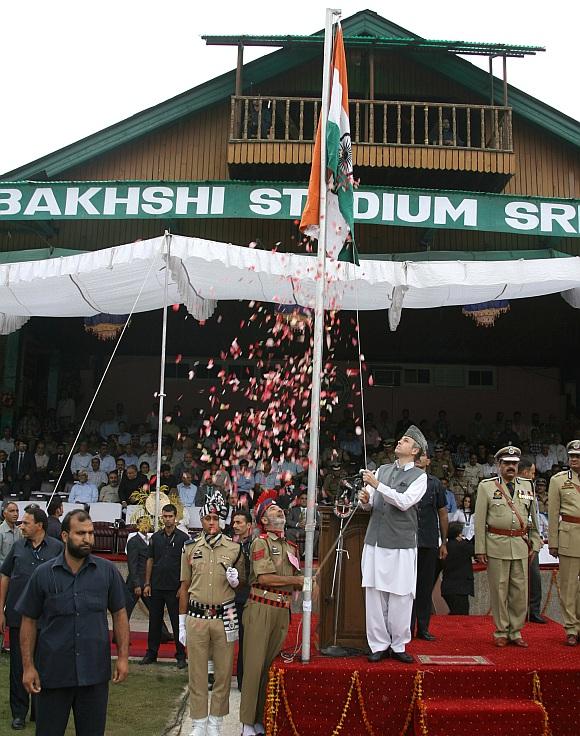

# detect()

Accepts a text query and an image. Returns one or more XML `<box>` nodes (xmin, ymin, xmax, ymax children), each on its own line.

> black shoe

<box><xmin>529</xmin><ymin>614</ymin><xmax>547</xmax><ymax>624</ymax></box>
<box><xmin>139</xmin><ymin>654</ymin><xmax>157</xmax><ymax>665</ymax></box>
<box><xmin>417</xmin><ymin>631</ymin><xmax>436</xmax><ymax>641</ymax></box>
<box><xmin>161</xmin><ymin>628</ymin><xmax>173</xmax><ymax>642</ymax></box>
<box><xmin>367</xmin><ymin>648</ymin><xmax>390</xmax><ymax>662</ymax></box>
<box><xmin>11</xmin><ymin>718</ymin><xmax>25</xmax><ymax>730</ymax></box>
<box><xmin>390</xmin><ymin>650</ymin><xmax>414</xmax><ymax>664</ymax></box>
<box><xmin>208</xmin><ymin>673</ymin><xmax>215</xmax><ymax>690</ymax></box>
<box><xmin>176</xmin><ymin>658</ymin><xmax>187</xmax><ymax>669</ymax></box>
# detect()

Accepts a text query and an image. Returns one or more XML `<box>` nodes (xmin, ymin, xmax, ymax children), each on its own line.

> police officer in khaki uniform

<box><xmin>239</xmin><ymin>500</ymin><xmax>304</xmax><ymax>736</ymax></box>
<box><xmin>178</xmin><ymin>493</ymin><xmax>246</xmax><ymax>736</ymax></box>
<box><xmin>474</xmin><ymin>446</ymin><xmax>542</xmax><ymax>647</ymax></box>
<box><xmin>548</xmin><ymin>439</ymin><xmax>580</xmax><ymax>646</ymax></box>
<box><xmin>321</xmin><ymin>462</ymin><xmax>348</xmax><ymax>504</ymax></box>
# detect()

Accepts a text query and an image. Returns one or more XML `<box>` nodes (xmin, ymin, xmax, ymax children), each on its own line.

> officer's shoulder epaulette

<box><xmin>551</xmin><ymin>470</ymin><xmax>568</xmax><ymax>480</ymax></box>
<box><xmin>479</xmin><ymin>477</ymin><xmax>497</xmax><ymax>485</ymax></box>
<box><xmin>516</xmin><ymin>476</ymin><xmax>534</xmax><ymax>485</ymax></box>
<box><xmin>286</xmin><ymin>538</ymin><xmax>298</xmax><ymax>549</ymax></box>
<box><xmin>259</xmin><ymin>532</ymin><xmax>269</xmax><ymax>540</ymax></box>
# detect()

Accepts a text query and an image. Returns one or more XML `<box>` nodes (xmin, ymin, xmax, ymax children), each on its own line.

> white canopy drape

<box><xmin>0</xmin><ymin>235</ymin><xmax>579</xmax><ymax>326</ymax></box>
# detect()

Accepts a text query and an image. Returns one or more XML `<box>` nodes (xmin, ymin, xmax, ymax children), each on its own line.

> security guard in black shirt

<box><xmin>0</xmin><ymin>505</ymin><xmax>62</xmax><ymax>731</ymax></box>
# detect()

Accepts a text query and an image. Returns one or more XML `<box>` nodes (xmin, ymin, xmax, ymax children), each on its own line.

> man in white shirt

<box><xmin>359</xmin><ymin>425</ymin><xmax>427</xmax><ymax>664</ymax></box>
<box><xmin>99</xmin><ymin>410</ymin><xmax>119</xmax><ymax>440</ymax></box>
<box><xmin>535</xmin><ymin>444</ymin><xmax>558</xmax><ymax>477</ymax></box>
<box><xmin>0</xmin><ymin>427</ymin><xmax>15</xmax><ymax>456</ymax></box>
<box><xmin>68</xmin><ymin>470</ymin><xmax>99</xmax><ymax>504</ymax></box>
<box><xmin>549</xmin><ymin>434</ymin><xmax>568</xmax><ymax>466</ymax></box>
<box><xmin>87</xmin><ymin>457</ymin><xmax>109</xmax><ymax>489</ymax></box>
<box><xmin>139</xmin><ymin>442</ymin><xmax>158</xmax><ymax>474</ymax></box>
<box><xmin>119</xmin><ymin>447</ymin><xmax>139</xmax><ymax>469</ymax></box>
<box><xmin>95</xmin><ymin>442</ymin><xmax>116</xmax><ymax>475</ymax></box>
<box><xmin>70</xmin><ymin>441</ymin><xmax>92</xmax><ymax>479</ymax></box>
<box><xmin>117</xmin><ymin>422</ymin><xmax>132</xmax><ymax>447</ymax></box>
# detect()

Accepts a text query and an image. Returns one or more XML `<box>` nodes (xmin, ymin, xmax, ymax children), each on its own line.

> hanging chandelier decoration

<box><xmin>83</xmin><ymin>313</ymin><xmax>128</xmax><ymax>341</ymax></box>
<box><xmin>462</xmin><ymin>300</ymin><xmax>510</xmax><ymax>328</ymax></box>
<box><xmin>273</xmin><ymin>305</ymin><xmax>312</xmax><ymax>342</ymax></box>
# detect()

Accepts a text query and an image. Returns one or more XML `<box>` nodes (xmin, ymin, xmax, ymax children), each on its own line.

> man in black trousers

<box><xmin>0</xmin><ymin>506</ymin><xmax>62</xmax><ymax>731</ymax></box>
<box><xmin>141</xmin><ymin>504</ymin><xmax>189</xmax><ymax>668</ymax></box>
<box><xmin>411</xmin><ymin>454</ymin><xmax>449</xmax><ymax>640</ymax></box>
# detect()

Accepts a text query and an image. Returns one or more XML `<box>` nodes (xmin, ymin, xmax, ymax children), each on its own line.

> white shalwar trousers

<box><xmin>365</xmin><ymin>587</ymin><xmax>413</xmax><ymax>654</ymax></box>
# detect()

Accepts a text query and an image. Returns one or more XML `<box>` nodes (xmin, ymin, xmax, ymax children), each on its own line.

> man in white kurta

<box><xmin>360</xmin><ymin>426</ymin><xmax>427</xmax><ymax>663</ymax></box>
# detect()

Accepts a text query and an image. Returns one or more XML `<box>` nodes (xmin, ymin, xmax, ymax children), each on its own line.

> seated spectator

<box><xmin>247</xmin><ymin>97</ymin><xmax>272</xmax><ymax>139</ymax></box>
<box><xmin>0</xmin><ymin>500</ymin><xmax>21</xmax><ymax>564</ymax></box>
<box><xmin>177</xmin><ymin>470</ymin><xmax>197</xmax><ymax>510</ymax></box>
<box><xmin>115</xmin><ymin>457</ymin><xmax>126</xmax><ymax>481</ymax></box>
<box><xmin>430</xmin><ymin>443</ymin><xmax>454</xmax><ymax>481</ymax></box>
<box><xmin>481</xmin><ymin>452</ymin><xmax>497</xmax><ymax>478</ymax></box>
<box><xmin>233</xmin><ymin>458</ymin><xmax>255</xmax><ymax>503</ymax></box>
<box><xmin>139</xmin><ymin>442</ymin><xmax>158</xmax><ymax>474</ymax></box>
<box><xmin>68</xmin><ymin>470</ymin><xmax>99</xmax><ymax>504</ymax></box>
<box><xmin>254</xmin><ymin>459</ymin><xmax>279</xmax><ymax>493</ymax></box>
<box><xmin>286</xmin><ymin>490</ymin><xmax>320</xmax><ymax>556</ymax></box>
<box><xmin>339</xmin><ymin>429</ymin><xmax>363</xmax><ymax>464</ymax></box>
<box><xmin>70</xmin><ymin>440</ymin><xmax>92</xmax><ymax>479</ymax></box>
<box><xmin>536</xmin><ymin>443</ymin><xmax>557</xmax><ymax>478</ymax></box>
<box><xmin>119</xmin><ymin>464</ymin><xmax>148</xmax><ymax>505</ymax></box>
<box><xmin>174</xmin><ymin>450</ymin><xmax>199</xmax><ymax>483</ymax></box>
<box><xmin>140</xmin><ymin>461</ymin><xmax>153</xmax><ymax>480</ymax></box>
<box><xmin>496</xmin><ymin>420</ymin><xmax>520</xmax><ymax>448</ymax></box>
<box><xmin>56</xmin><ymin>390</ymin><xmax>75</xmax><ymax>429</ymax></box>
<box><xmin>449</xmin><ymin>464</ymin><xmax>468</xmax><ymax>505</ymax></box>
<box><xmin>321</xmin><ymin>461</ymin><xmax>348</xmax><ymax>504</ymax></box>
<box><xmin>512</xmin><ymin>411</ymin><xmax>529</xmax><ymax>442</ymax></box>
<box><xmin>17</xmin><ymin>406</ymin><xmax>41</xmax><ymax>441</ymax></box>
<box><xmin>119</xmin><ymin>444</ymin><xmax>139</xmax><ymax>469</ymax></box>
<box><xmin>395</xmin><ymin>409</ymin><xmax>414</xmax><ymax>439</ymax></box>
<box><xmin>99</xmin><ymin>409</ymin><xmax>119</xmax><ymax>439</ymax></box>
<box><xmin>468</xmin><ymin>412</ymin><xmax>487</xmax><ymax>443</ymax></box>
<box><xmin>33</xmin><ymin>441</ymin><xmax>50</xmax><ymax>481</ymax></box>
<box><xmin>450</xmin><ymin>495</ymin><xmax>475</xmax><ymax>540</ymax></box>
<box><xmin>463</xmin><ymin>453</ymin><xmax>483</xmax><ymax>495</ymax></box>
<box><xmin>529</xmin><ymin>428</ymin><xmax>543</xmax><ymax>456</ymax></box>
<box><xmin>152</xmin><ymin>463</ymin><xmax>178</xmax><ymax>494</ymax></box>
<box><xmin>99</xmin><ymin>471</ymin><xmax>121</xmax><ymax>503</ymax></box>
<box><xmin>549</xmin><ymin>433</ymin><xmax>568</xmax><ymax>465</ymax></box>
<box><xmin>441</xmin><ymin>521</ymin><xmax>475</xmax><ymax>615</ymax></box>
<box><xmin>429</xmin><ymin>116</ymin><xmax>463</xmax><ymax>146</ymax></box>
<box><xmin>364</xmin><ymin>418</ymin><xmax>381</xmax><ymax>451</ymax></box>
<box><xmin>0</xmin><ymin>427</ymin><xmax>15</xmax><ymax>455</ymax></box>
<box><xmin>95</xmin><ymin>442</ymin><xmax>116</xmax><ymax>474</ymax></box>
<box><xmin>87</xmin><ymin>456</ymin><xmax>108</xmax><ymax>489</ymax></box>
<box><xmin>377</xmin><ymin>410</ymin><xmax>393</xmax><ymax>443</ymax></box>
<box><xmin>46</xmin><ymin>495</ymin><xmax>64</xmax><ymax>539</ymax></box>
<box><xmin>116</xmin><ymin>421</ymin><xmax>132</xmax><ymax>446</ymax></box>
<box><xmin>452</xmin><ymin>441</ymin><xmax>470</xmax><ymax>468</ymax></box>
<box><xmin>373</xmin><ymin>439</ymin><xmax>396</xmax><ymax>467</ymax></box>
<box><xmin>47</xmin><ymin>443</ymin><xmax>72</xmax><ymax>486</ymax></box>
<box><xmin>433</xmin><ymin>409</ymin><xmax>449</xmax><ymax>441</ymax></box>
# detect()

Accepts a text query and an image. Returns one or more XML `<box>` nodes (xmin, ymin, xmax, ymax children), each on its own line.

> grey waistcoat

<box><xmin>364</xmin><ymin>463</ymin><xmax>424</xmax><ymax>549</ymax></box>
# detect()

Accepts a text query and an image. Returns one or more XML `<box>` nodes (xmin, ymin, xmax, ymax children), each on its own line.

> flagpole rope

<box><xmin>45</xmin><ymin>246</ymin><xmax>162</xmax><ymax>510</ymax></box>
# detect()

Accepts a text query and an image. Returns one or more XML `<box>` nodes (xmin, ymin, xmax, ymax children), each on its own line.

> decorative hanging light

<box><xmin>273</xmin><ymin>305</ymin><xmax>312</xmax><ymax>342</ymax></box>
<box><xmin>462</xmin><ymin>300</ymin><xmax>510</xmax><ymax>328</ymax></box>
<box><xmin>83</xmin><ymin>313</ymin><xmax>128</xmax><ymax>341</ymax></box>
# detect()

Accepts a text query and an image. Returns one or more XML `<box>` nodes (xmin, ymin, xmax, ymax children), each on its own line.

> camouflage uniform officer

<box><xmin>474</xmin><ymin>446</ymin><xmax>542</xmax><ymax>647</ymax></box>
<box><xmin>548</xmin><ymin>439</ymin><xmax>580</xmax><ymax>646</ymax></box>
<box><xmin>239</xmin><ymin>500</ymin><xmax>304</xmax><ymax>736</ymax></box>
<box><xmin>179</xmin><ymin>492</ymin><xmax>246</xmax><ymax>736</ymax></box>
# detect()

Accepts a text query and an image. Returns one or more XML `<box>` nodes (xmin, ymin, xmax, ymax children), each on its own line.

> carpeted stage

<box><xmin>264</xmin><ymin>615</ymin><xmax>579</xmax><ymax>736</ymax></box>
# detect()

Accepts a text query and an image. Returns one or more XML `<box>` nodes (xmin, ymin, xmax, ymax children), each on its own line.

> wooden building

<box><xmin>0</xmin><ymin>9</ymin><xmax>579</xmax><ymax>430</ymax></box>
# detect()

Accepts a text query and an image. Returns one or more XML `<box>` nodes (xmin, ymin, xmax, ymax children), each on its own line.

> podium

<box><xmin>318</xmin><ymin>506</ymin><xmax>370</xmax><ymax>650</ymax></box>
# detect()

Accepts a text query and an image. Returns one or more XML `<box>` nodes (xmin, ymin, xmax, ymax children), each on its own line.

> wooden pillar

<box><xmin>369</xmin><ymin>48</ymin><xmax>375</xmax><ymax>100</ymax></box>
<box><xmin>502</xmin><ymin>55</ymin><xmax>508</xmax><ymax>106</ymax></box>
<box><xmin>488</xmin><ymin>55</ymin><xmax>494</xmax><ymax>106</ymax></box>
<box><xmin>235</xmin><ymin>43</ymin><xmax>244</xmax><ymax>96</ymax></box>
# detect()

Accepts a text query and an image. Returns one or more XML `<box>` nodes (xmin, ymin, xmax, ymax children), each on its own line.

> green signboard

<box><xmin>1</xmin><ymin>180</ymin><xmax>580</xmax><ymax>237</ymax></box>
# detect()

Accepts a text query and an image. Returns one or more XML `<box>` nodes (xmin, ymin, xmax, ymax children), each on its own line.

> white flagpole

<box><xmin>154</xmin><ymin>232</ymin><xmax>171</xmax><ymax>528</ymax></box>
<box><xmin>301</xmin><ymin>7</ymin><xmax>340</xmax><ymax>664</ymax></box>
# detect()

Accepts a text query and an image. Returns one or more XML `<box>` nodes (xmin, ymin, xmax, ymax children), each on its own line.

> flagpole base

<box><xmin>320</xmin><ymin>645</ymin><xmax>349</xmax><ymax>658</ymax></box>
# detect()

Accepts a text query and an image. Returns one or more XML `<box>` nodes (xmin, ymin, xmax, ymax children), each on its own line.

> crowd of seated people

<box><xmin>0</xmin><ymin>403</ymin><xmax>577</xmax><ymax>551</ymax></box>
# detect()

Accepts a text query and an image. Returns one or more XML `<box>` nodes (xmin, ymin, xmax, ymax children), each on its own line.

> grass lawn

<box><xmin>0</xmin><ymin>654</ymin><xmax>188</xmax><ymax>735</ymax></box>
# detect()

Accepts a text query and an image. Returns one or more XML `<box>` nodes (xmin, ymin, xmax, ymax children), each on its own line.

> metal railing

<box><xmin>230</xmin><ymin>95</ymin><xmax>513</xmax><ymax>152</ymax></box>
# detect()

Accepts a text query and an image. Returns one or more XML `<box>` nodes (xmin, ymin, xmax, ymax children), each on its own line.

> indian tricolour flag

<box><xmin>300</xmin><ymin>24</ymin><xmax>358</xmax><ymax>265</ymax></box>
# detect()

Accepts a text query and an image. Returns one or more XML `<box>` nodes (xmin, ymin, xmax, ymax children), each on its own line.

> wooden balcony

<box><xmin>228</xmin><ymin>95</ymin><xmax>516</xmax><ymax>177</ymax></box>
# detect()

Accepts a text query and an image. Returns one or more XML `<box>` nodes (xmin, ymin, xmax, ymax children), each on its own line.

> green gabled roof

<box><xmin>3</xmin><ymin>9</ymin><xmax>579</xmax><ymax>180</ymax></box>
<box><xmin>203</xmin><ymin>34</ymin><xmax>544</xmax><ymax>57</ymax></box>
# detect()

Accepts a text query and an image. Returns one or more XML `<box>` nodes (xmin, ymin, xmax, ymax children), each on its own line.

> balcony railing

<box><xmin>230</xmin><ymin>95</ymin><xmax>513</xmax><ymax>152</ymax></box>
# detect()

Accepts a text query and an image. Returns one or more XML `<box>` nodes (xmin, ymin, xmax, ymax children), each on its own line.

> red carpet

<box><xmin>265</xmin><ymin>615</ymin><xmax>578</xmax><ymax>736</ymax></box>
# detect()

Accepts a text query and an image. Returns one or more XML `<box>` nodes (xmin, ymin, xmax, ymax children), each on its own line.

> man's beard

<box><xmin>67</xmin><ymin>537</ymin><xmax>92</xmax><ymax>559</ymax></box>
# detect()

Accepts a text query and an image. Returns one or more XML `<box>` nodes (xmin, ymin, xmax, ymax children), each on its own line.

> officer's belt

<box><xmin>249</xmin><ymin>586</ymin><xmax>291</xmax><ymax>609</ymax></box>
<box><xmin>561</xmin><ymin>514</ymin><xmax>580</xmax><ymax>524</ymax></box>
<box><xmin>187</xmin><ymin>598</ymin><xmax>235</xmax><ymax>620</ymax></box>
<box><xmin>486</xmin><ymin>526</ymin><xmax>527</xmax><ymax>538</ymax></box>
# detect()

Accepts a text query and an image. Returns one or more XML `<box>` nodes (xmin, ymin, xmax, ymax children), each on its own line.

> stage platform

<box><xmin>265</xmin><ymin>615</ymin><xmax>578</xmax><ymax>736</ymax></box>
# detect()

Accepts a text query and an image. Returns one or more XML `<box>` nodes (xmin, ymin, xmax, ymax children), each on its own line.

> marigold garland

<box><xmin>280</xmin><ymin>669</ymin><xmax>302</xmax><ymax>736</ymax></box>
<box><xmin>532</xmin><ymin>671</ymin><xmax>552</xmax><ymax>736</ymax></box>
<box><xmin>265</xmin><ymin>666</ymin><xmax>281</xmax><ymax>736</ymax></box>
<box><xmin>353</xmin><ymin>671</ymin><xmax>377</xmax><ymax>736</ymax></box>
<box><xmin>399</xmin><ymin>671</ymin><xmax>425</xmax><ymax>736</ymax></box>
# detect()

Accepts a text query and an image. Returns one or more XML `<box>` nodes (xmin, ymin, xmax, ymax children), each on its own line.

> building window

<box><xmin>371</xmin><ymin>368</ymin><xmax>401</xmax><ymax>387</ymax></box>
<box><xmin>403</xmin><ymin>368</ymin><xmax>431</xmax><ymax>385</ymax></box>
<box><xmin>467</xmin><ymin>369</ymin><xmax>495</xmax><ymax>387</ymax></box>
